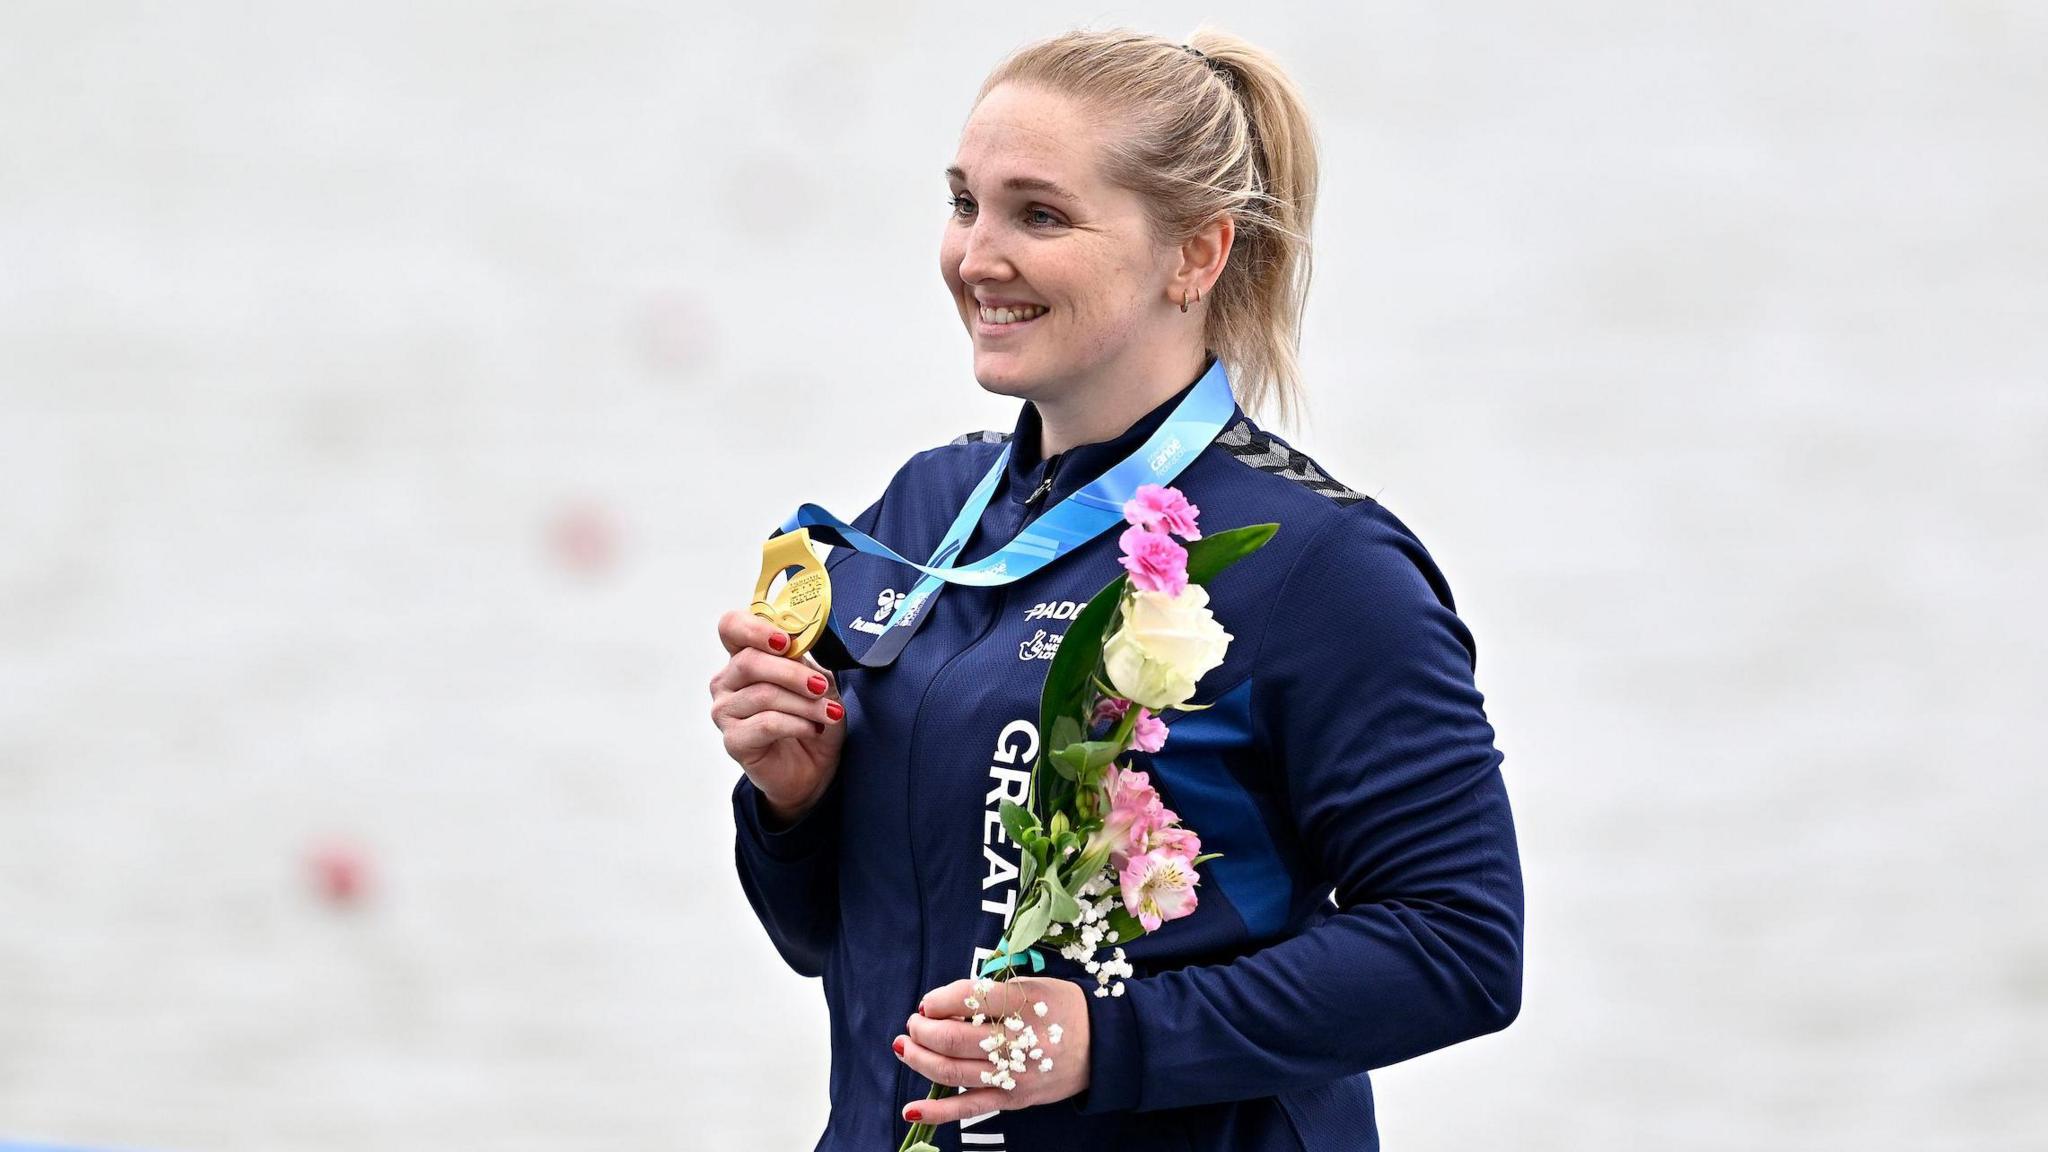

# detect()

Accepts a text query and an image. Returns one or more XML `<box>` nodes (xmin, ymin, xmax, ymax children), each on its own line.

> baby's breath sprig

<box><xmin>895</xmin><ymin>972</ymin><xmax>1065</xmax><ymax>1152</ymax></box>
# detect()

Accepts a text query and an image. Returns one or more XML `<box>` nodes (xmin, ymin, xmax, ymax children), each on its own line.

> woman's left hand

<box><xmin>895</xmin><ymin>975</ymin><xmax>1092</xmax><ymax>1126</ymax></box>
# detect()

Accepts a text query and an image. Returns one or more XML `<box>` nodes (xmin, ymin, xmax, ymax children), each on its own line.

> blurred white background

<box><xmin>2</xmin><ymin>2</ymin><xmax>2044</xmax><ymax>1149</ymax></box>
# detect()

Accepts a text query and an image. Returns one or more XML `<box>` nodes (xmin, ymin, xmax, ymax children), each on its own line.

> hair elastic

<box><xmin>1181</xmin><ymin>43</ymin><xmax>1235</xmax><ymax>85</ymax></box>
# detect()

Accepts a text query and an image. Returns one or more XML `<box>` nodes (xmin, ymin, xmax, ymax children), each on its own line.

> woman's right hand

<box><xmin>712</xmin><ymin>609</ymin><xmax>848</xmax><ymax>826</ymax></box>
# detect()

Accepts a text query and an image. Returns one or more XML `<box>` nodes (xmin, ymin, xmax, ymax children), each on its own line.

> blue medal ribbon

<box><xmin>775</xmin><ymin>357</ymin><xmax>1236</xmax><ymax>668</ymax></box>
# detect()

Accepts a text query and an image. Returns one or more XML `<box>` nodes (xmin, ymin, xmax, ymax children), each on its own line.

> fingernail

<box><xmin>905</xmin><ymin>1107</ymin><xmax>923</xmax><ymax>1122</ymax></box>
<box><xmin>917</xmin><ymin>1004</ymin><xmax>929</xmax><ymax>1017</ymax></box>
<box><xmin>893</xmin><ymin>1036</ymin><xmax>906</xmax><ymax>1056</ymax></box>
<box><xmin>826</xmin><ymin>701</ymin><xmax>844</xmax><ymax>721</ymax></box>
<box><xmin>808</xmin><ymin>674</ymin><xmax>827</xmax><ymax>695</ymax></box>
<box><xmin>768</xmin><ymin>632</ymin><xmax>788</xmax><ymax>652</ymax></box>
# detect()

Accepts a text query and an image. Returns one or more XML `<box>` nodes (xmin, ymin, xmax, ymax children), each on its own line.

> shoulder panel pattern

<box><xmin>1216</xmin><ymin>418</ymin><xmax>1371</xmax><ymax>506</ymax></box>
<box><xmin>947</xmin><ymin>429</ymin><xmax>1012</xmax><ymax>446</ymax></box>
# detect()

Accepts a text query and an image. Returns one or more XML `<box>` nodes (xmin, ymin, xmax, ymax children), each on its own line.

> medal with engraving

<box><xmin>749</xmin><ymin>527</ymin><xmax>834</xmax><ymax>662</ymax></box>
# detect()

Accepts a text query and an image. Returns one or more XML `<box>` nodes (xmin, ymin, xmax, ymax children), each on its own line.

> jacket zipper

<box><xmin>1024</xmin><ymin>453</ymin><xmax>1061</xmax><ymax>508</ymax></box>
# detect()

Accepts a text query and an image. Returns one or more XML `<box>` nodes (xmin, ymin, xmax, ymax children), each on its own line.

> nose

<box><xmin>955</xmin><ymin>214</ymin><xmax>1011</xmax><ymax>286</ymax></box>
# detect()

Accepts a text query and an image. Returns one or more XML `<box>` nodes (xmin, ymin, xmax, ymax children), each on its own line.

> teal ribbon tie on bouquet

<box><xmin>978</xmin><ymin>934</ymin><xmax>1047</xmax><ymax>977</ymax></box>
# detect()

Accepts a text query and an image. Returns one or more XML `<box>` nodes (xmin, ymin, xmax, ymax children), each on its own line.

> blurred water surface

<box><xmin>1</xmin><ymin>3</ymin><xmax>2043</xmax><ymax>1149</ymax></box>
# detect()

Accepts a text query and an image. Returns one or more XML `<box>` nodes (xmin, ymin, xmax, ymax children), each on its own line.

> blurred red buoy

<box><xmin>549</xmin><ymin>501</ymin><xmax>619</xmax><ymax>575</ymax></box>
<box><xmin>307</xmin><ymin>840</ymin><xmax>370</xmax><ymax>907</ymax></box>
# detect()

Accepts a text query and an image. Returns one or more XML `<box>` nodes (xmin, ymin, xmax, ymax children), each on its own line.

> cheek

<box><xmin>937</xmin><ymin>232</ymin><xmax>965</xmax><ymax>292</ymax></box>
<box><xmin>1058</xmin><ymin>262</ymin><xmax>1150</xmax><ymax>345</ymax></box>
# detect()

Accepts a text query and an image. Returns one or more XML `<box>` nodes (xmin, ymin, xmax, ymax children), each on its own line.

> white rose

<box><xmin>1102</xmin><ymin>583</ymin><xmax>1233</xmax><ymax>712</ymax></box>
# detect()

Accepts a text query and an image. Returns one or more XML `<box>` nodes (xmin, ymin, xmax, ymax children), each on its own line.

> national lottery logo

<box><xmin>1017</xmin><ymin>628</ymin><xmax>1063</xmax><ymax>662</ymax></box>
<box><xmin>1148</xmin><ymin>435</ymin><xmax>1185</xmax><ymax>475</ymax></box>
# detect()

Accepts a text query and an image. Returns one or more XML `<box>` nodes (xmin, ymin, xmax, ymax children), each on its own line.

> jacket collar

<box><xmin>1001</xmin><ymin>355</ymin><xmax>1220</xmax><ymax>508</ymax></box>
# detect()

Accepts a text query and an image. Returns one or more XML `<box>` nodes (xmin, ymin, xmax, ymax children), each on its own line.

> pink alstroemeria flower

<box><xmin>1123</xmin><ymin>803</ymin><xmax>1179</xmax><ymax>865</ymax></box>
<box><xmin>1123</xmin><ymin>483</ymin><xmax>1203</xmax><ymax>540</ymax></box>
<box><xmin>1142</xmin><ymin>822</ymin><xmax>1202</xmax><ymax>860</ymax></box>
<box><xmin>1118</xmin><ymin>525</ymin><xmax>1188</xmax><ymax>596</ymax></box>
<box><xmin>1119</xmin><ymin>849</ymin><xmax>1202</xmax><ymax>932</ymax></box>
<box><xmin>1088</xmin><ymin>765</ymin><xmax>1165</xmax><ymax>872</ymax></box>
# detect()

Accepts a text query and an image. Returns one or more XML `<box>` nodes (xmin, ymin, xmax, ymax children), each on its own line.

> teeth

<box><xmin>979</xmin><ymin>304</ymin><xmax>1047</xmax><ymax>325</ymax></box>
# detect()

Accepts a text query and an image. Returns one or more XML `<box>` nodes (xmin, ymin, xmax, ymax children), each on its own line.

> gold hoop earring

<box><xmin>1180</xmin><ymin>288</ymin><xmax>1190</xmax><ymax>313</ymax></box>
<box><xmin>1195</xmin><ymin>283</ymin><xmax>1202</xmax><ymax>305</ymax></box>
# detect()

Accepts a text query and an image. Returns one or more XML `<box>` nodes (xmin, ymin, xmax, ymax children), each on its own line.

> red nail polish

<box><xmin>768</xmin><ymin>632</ymin><xmax>788</xmax><ymax>651</ymax></box>
<box><xmin>893</xmin><ymin>1037</ymin><xmax>906</xmax><ymax>1055</ymax></box>
<box><xmin>808</xmin><ymin>674</ymin><xmax>827</xmax><ymax>695</ymax></box>
<box><xmin>905</xmin><ymin>1107</ymin><xmax>923</xmax><ymax>1122</ymax></box>
<box><xmin>917</xmin><ymin>1005</ymin><xmax>928</xmax><ymax>1017</ymax></box>
<box><xmin>826</xmin><ymin>701</ymin><xmax>844</xmax><ymax>721</ymax></box>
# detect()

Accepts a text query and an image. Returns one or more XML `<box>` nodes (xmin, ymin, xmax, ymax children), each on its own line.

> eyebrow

<box><xmin>944</xmin><ymin>166</ymin><xmax>1081</xmax><ymax>203</ymax></box>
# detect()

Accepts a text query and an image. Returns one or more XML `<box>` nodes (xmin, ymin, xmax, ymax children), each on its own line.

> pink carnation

<box><xmin>1117</xmin><ymin>526</ymin><xmax>1188</xmax><ymax>596</ymax></box>
<box><xmin>1123</xmin><ymin>483</ymin><xmax>1202</xmax><ymax>540</ymax></box>
<box><xmin>1131</xmin><ymin>707</ymin><xmax>1168</xmax><ymax>754</ymax></box>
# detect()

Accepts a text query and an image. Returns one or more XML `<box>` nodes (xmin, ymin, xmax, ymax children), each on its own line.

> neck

<box><xmin>1034</xmin><ymin>347</ymin><xmax>1209</xmax><ymax>459</ymax></box>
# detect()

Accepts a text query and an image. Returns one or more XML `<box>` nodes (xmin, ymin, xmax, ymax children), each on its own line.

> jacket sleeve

<box><xmin>1076</xmin><ymin>500</ymin><xmax>1524</xmax><ymax>1112</ymax></box>
<box><xmin>730</xmin><ymin>489</ymin><xmax>888</xmax><ymax>979</ymax></box>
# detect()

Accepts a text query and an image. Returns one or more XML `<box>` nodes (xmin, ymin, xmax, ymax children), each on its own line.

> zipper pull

<box><xmin>1025</xmin><ymin>452</ymin><xmax>1061</xmax><ymax>507</ymax></box>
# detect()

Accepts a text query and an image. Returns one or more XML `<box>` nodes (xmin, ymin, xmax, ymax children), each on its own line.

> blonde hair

<box><xmin>975</xmin><ymin>25</ymin><xmax>1319</xmax><ymax>429</ymax></box>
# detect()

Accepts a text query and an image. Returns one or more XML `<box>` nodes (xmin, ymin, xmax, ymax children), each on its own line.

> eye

<box><xmin>946</xmin><ymin>193</ymin><xmax>976</xmax><ymax>218</ymax></box>
<box><xmin>1025</xmin><ymin>206</ymin><xmax>1065</xmax><ymax>228</ymax></box>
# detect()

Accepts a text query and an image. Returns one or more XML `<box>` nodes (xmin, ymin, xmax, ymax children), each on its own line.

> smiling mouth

<box><xmin>977</xmin><ymin>304</ymin><xmax>1049</xmax><ymax>327</ymax></box>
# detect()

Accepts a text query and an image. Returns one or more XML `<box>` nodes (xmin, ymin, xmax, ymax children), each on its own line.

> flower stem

<box><xmin>894</xmin><ymin>969</ymin><xmax>1020</xmax><ymax>1150</ymax></box>
<box><xmin>894</xmin><ymin>1081</ymin><xmax>954</xmax><ymax>1151</ymax></box>
<box><xmin>1108</xmin><ymin>707</ymin><xmax>1138</xmax><ymax>758</ymax></box>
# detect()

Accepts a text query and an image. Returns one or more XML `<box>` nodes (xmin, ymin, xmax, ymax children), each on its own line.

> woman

<box><xmin>712</xmin><ymin>27</ymin><xmax>1522</xmax><ymax>1152</ymax></box>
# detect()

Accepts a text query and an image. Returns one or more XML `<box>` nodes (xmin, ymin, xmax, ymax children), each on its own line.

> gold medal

<box><xmin>751</xmin><ymin>527</ymin><xmax>833</xmax><ymax>661</ymax></box>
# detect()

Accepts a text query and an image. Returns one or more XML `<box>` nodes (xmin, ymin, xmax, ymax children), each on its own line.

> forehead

<box><xmin>951</xmin><ymin>83</ymin><xmax>1109</xmax><ymax>194</ymax></box>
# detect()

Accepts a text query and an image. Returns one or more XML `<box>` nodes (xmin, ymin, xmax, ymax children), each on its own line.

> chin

<box><xmin>969</xmin><ymin>352</ymin><xmax>1041</xmax><ymax>399</ymax></box>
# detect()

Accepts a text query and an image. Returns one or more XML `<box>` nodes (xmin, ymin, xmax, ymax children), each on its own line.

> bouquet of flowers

<box><xmin>899</xmin><ymin>484</ymin><xmax>1276</xmax><ymax>1151</ymax></box>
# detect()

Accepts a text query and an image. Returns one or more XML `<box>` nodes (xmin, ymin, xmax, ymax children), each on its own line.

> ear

<box><xmin>1172</xmin><ymin>215</ymin><xmax>1235</xmax><ymax>303</ymax></box>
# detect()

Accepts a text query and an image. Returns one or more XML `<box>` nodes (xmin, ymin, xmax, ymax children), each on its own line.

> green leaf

<box><xmin>999</xmin><ymin>800</ymin><xmax>1039</xmax><ymax>848</ymax></box>
<box><xmin>1049</xmin><ymin>810</ymin><xmax>1069</xmax><ymax>841</ymax></box>
<box><xmin>1038</xmin><ymin>573</ymin><xmax>1130</xmax><ymax>764</ymax></box>
<box><xmin>1182</xmin><ymin>523</ymin><xmax>1279</xmax><ymax>585</ymax></box>
<box><xmin>1018</xmin><ymin>844</ymin><xmax>1039</xmax><ymax>894</ymax></box>
<box><xmin>1046</xmin><ymin>872</ymin><xmax>1081</xmax><ymax>923</ymax></box>
<box><xmin>1072</xmin><ymin>842</ymin><xmax>1113</xmax><ymax>883</ymax></box>
<box><xmin>1048</xmin><ymin>743</ymin><xmax>1089</xmax><ymax>781</ymax></box>
<box><xmin>1008</xmin><ymin>896</ymin><xmax>1053</xmax><ymax>954</ymax></box>
<box><xmin>1066</xmin><ymin>739</ymin><xmax>1123</xmax><ymax>772</ymax></box>
<box><xmin>1190</xmin><ymin>852</ymin><xmax>1224</xmax><ymax>866</ymax></box>
<box><xmin>1049</xmin><ymin>714</ymin><xmax>1083</xmax><ymax>756</ymax></box>
<box><xmin>1104</xmin><ymin>905</ymin><xmax>1146</xmax><ymax>945</ymax></box>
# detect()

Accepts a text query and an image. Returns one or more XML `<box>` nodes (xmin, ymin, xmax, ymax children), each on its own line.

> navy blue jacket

<box><xmin>733</xmin><ymin>367</ymin><xmax>1523</xmax><ymax>1151</ymax></box>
